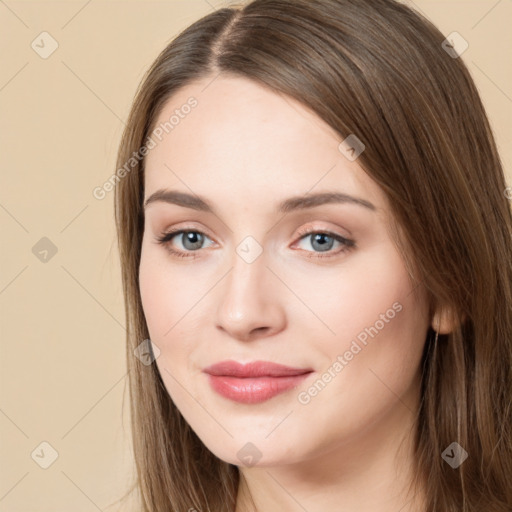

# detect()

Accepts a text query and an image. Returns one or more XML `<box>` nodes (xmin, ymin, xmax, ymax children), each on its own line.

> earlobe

<box><xmin>431</xmin><ymin>305</ymin><xmax>462</xmax><ymax>335</ymax></box>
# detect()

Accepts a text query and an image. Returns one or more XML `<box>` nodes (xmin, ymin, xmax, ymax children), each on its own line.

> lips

<box><xmin>202</xmin><ymin>360</ymin><xmax>313</xmax><ymax>378</ymax></box>
<box><xmin>203</xmin><ymin>360</ymin><xmax>314</xmax><ymax>404</ymax></box>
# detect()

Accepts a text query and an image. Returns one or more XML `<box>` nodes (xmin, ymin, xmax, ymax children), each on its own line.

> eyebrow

<box><xmin>143</xmin><ymin>189</ymin><xmax>376</xmax><ymax>214</ymax></box>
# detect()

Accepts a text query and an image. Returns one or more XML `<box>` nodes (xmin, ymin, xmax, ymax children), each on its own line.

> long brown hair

<box><xmin>113</xmin><ymin>1</ymin><xmax>512</xmax><ymax>510</ymax></box>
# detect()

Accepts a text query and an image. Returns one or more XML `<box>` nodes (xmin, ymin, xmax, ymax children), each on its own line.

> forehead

<box><xmin>143</xmin><ymin>74</ymin><xmax>387</xmax><ymax>213</ymax></box>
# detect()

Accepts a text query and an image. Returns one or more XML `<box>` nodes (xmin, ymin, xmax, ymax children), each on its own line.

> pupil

<box><xmin>184</xmin><ymin>232</ymin><xmax>202</xmax><ymax>250</ymax></box>
<box><xmin>312</xmin><ymin>234</ymin><xmax>333</xmax><ymax>252</ymax></box>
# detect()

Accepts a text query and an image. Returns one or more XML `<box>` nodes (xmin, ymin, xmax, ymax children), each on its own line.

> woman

<box><xmin>113</xmin><ymin>0</ymin><xmax>512</xmax><ymax>510</ymax></box>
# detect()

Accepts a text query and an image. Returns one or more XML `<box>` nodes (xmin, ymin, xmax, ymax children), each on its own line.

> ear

<box><xmin>431</xmin><ymin>304</ymin><xmax>463</xmax><ymax>334</ymax></box>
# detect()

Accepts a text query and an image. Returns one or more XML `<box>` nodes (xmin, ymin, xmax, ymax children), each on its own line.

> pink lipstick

<box><xmin>203</xmin><ymin>360</ymin><xmax>313</xmax><ymax>404</ymax></box>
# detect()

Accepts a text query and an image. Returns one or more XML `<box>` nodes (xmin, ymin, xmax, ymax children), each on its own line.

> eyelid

<box><xmin>156</xmin><ymin>223</ymin><xmax>216</xmax><ymax>242</ymax></box>
<box><xmin>294</xmin><ymin>223</ymin><xmax>352</xmax><ymax>242</ymax></box>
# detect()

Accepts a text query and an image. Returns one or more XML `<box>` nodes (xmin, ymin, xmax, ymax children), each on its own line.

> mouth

<box><xmin>203</xmin><ymin>360</ymin><xmax>314</xmax><ymax>404</ymax></box>
<box><xmin>203</xmin><ymin>360</ymin><xmax>313</xmax><ymax>378</ymax></box>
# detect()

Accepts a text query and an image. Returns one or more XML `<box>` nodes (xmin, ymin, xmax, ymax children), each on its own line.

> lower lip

<box><xmin>205</xmin><ymin>373</ymin><xmax>312</xmax><ymax>404</ymax></box>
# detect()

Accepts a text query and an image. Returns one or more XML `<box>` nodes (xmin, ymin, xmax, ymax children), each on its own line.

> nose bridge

<box><xmin>223</xmin><ymin>238</ymin><xmax>270</xmax><ymax>310</ymax></box>
<box><xmin>214</xmin><ymin>236</ymin><xmax>286</xmax><ymax>338</ymax></box>
<box><xmin>222</xmin><ymin>217</ymin><xmax>269</xmax><ymax>288</ymax></box>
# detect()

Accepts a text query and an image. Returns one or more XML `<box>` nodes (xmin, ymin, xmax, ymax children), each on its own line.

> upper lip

<box><xmin>203</xmin><ymin>360</ymin><xmax>313</xmax><ymax>378</ymax></box>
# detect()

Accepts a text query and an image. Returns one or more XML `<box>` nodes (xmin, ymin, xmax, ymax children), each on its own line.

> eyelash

<box><xmin>155</xmin><ymin>226</ymin><xmax>356</xmax><ymax>260</ymax></box>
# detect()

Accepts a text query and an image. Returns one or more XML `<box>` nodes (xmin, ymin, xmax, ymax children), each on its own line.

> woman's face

<box><xmin>139</xmin><ymin>74</ymin><xmax>431</xmax><ymax>467</ymax></box>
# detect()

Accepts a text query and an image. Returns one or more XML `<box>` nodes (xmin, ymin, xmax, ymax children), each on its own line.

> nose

<box><xmin>214</xmin><ymin>249</ymin><xmax>287</xmax><ymax>342</ymax></box>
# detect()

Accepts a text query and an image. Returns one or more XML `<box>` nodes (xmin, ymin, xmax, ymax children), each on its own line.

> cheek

<box><xmin>139</xmin><ymin>256</ymin><xmax>167</xmax><ymax>338</ymax></box>
<box><xmin>298</xmin><ymin>242</ymin><xmax>420</xmax><ymax>341</ymax></box>
<box><xmin>310</xmin><ymin>241</ymin><xmax>428</xmax><ymax>387</ymax></box>
<box><xmin>139</xmin><ymin>239</ymin><xmax>194</xmax><ymax>337</ymax></box>
<box><xmin>345</xmin><ymin>259</ymin><xmax>426</xmax><ymax>390</ymax></box>
<box><xmin>139</xmin><ymin>248</ymin><xmax>208</xmax><ymax>426</ymax></box>
<box><xmin>138</xmin><ymin>243</ymin><xmax>185</xmax><ymax>344</ymax></box>
<box><xmin>286</xmin><ymin>248</ymin><xmax>428</xmax><ymax>449</ymax></box>
<box><xmin>138</xmin><ymin>244</ymin><xmax>205</xmax><ymax>374</ymax></box>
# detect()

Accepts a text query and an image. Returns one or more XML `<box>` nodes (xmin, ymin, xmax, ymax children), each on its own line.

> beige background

<box><xmin>1</xmin><ymin>1</ymin><xmax>511</xmax><ymax>510</ymax></box>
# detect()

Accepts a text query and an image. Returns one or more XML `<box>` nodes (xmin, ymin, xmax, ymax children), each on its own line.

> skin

<box><xmin>139</xmin><ymin>74</ymin><xmax>453</xmax><ymax>512</ymax></box>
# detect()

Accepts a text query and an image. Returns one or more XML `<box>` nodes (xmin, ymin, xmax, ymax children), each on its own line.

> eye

<box><xmin>293</xmin><ymin>228</ymin><xmax>355</xmax><ymax>259</ymax></box>
<box><xmin>154</xmin><ymin>227</ymin><xmax>356</xmax><ymax>260</ymax></box>
<box><xmin>155</xmin><ymin>228</ymin><xmax>214</xmax><ymax>259</ymax></box>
